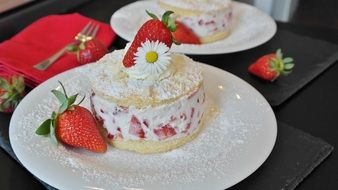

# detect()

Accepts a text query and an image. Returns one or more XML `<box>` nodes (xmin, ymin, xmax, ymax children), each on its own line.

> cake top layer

<box><xmin>159</xmin><ymin>0</ymin><xmax>232</xmax><ymax>12</ymax></box>
<box><xmin>78</xmin><ymin>50</ymin><xmax>203</xmax><ymax>108</ymax></box>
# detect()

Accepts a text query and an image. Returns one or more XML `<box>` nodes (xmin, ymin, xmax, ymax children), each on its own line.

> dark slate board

<box><xmin>190</xmin><ymin>30</ymin><xmax>338</xmax><ymax>106</ymax></box>
<box><xmin>229</xmin><ymin>121</ymin><xmax>333</xmax><ymax>190</ymax></box>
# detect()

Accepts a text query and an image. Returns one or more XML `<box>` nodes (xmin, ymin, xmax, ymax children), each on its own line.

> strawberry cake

<box><xmin>158</xmin><ymin>0</ymin><xmax>233</xmax><ymax>43</ymax></box>
<box><xmin>86</xmin><ymin>11</ymin><xmax>206</xmax><ymax>153</ymax></box>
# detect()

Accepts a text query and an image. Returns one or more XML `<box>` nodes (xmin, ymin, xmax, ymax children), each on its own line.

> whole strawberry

<box><xmin>172</xmin><ymin>21</ymin><xmax>201</xmax><ymax>44</ymax></box>
<box><xmin>35</xmin><ymin>82</ymin><xmax>107</xmax><ymax>153</ymax></box>
<box><xmin>123</xmin><ymin>10</ymin><xmax>177</xmax><ymax>68</ymax></box>
<box><xmin>248</xmin><ymin>49</ymin><xmax>295</xmax><ymax>81</ymax></box>
<box><xmin>0</xmin><ymin>75</ymin><xmax>25</xmax><ymax>113</ymax></box>
<box><xmin>68</xmin><ymin>38</ymin><xmax>108</xmax><ymax>65</ymax></box>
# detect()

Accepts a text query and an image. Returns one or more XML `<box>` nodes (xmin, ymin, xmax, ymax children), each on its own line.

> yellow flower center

<box><xmin>145</xmin><ymin>51</ymin><xmax>158</xmax><ymax>63</ymax></box>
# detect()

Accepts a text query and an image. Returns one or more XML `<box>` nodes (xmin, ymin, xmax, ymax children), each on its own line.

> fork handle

<box><xmin>33</xmin><ymin>46</ymin><xmax>69</xmax><ymax>70</ymax></box>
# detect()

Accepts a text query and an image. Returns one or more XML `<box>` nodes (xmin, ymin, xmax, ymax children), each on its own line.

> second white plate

<box><xmin>111</xmin><ymin>0</ymin><xmax>277</xmax><ymax>54</ymax></box>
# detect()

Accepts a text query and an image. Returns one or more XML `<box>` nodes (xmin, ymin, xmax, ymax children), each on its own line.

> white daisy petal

<box><xmin>126</xmin><ymin>40</ymin><xmax>172</xmax><ymax>79</ymax></box>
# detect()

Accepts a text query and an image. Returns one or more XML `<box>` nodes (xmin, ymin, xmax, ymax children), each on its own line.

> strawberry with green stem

<box><xmin>0</xmin><ymin>75</ymin><xmax>25</xmax><ymax>113</ymax></box>
<box><xmin>248</xmin><ymin>49</ymin><xmax>295</xmax><ymax>81</ymax></box>
<box><xmin>36</xmin><ymin>81</ymin><xmax>107</xmax><ymax>153</ymax></box>
<box><xmin>123</xmin><ymin>10</ymin><xmax>178</xmax><ymax>68</ymax></box>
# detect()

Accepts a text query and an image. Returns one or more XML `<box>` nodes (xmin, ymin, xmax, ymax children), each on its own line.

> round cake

<box><xmin>82</xmin><ymin>11</ymin><xmax>207</xmax><ymax>153</ymax></box>
<box><xmin>158</xmin><ymin>0</ymin><xmax>233</xmax><ymax>43</ymax></box>
<box><xmin>86</xmin><ymin>50</ymin><xmax>205</xmax><ymax>153</ymax></box>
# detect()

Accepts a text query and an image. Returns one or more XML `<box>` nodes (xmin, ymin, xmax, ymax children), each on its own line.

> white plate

<box><xmin>10</xmin><ymin>63</ymin><xmax>277</xmax><ymax>190</ymax></box>
<box><xmin>110</xmin><ymin>0</ymin><xmax>277</xmax><ymax>54</ymax></box>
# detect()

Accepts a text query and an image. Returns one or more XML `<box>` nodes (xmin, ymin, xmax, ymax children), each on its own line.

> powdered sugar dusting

<box><xmin>76</xmin><ymin>50</ymin><xmax>203</xmax><ymax>102</ymax></box>
<box><xmin>11</xmin><ymin>64</ymin><xmax>275</xmax><ymax>189</ymax></box>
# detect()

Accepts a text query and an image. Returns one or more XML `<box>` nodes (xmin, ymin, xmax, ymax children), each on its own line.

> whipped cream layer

<box><xmin>91</xmin><ymin>86</ymin><xmax>205</xmax><ymax>141</ymax></box>
<box><xmin>82</xmin><ymin>50</ymin><xmax>203</xmax><ymax>108</ymax></box>
<box><xmin>179</xmin><ymin>8</ymin><xmax>232</xmax><ymax>37</ymax></box>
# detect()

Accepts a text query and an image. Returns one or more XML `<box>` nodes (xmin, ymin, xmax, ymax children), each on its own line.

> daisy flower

<box><xmin>126</xmin><ymin>40</ymin><xmax>171</xmax><ymax>79</ymax></box>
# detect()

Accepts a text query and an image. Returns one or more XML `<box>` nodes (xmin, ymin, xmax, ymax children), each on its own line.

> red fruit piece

<box><xmin>153</xmin><ymin>124</ymin><xmax>177</xmax><ymax>140</ymax></box>
<box><xmin>56</xmin><ymin>105</ymin><xmax>107</xmax><ymax>153</ymax></box>
<box><xmin>180</xmin><ymin>113</ymin><xmax>187</xmax><ymax>120</ymax></box>
<box><xmin>35</xmin><ymin>82</ymin><xmax>107</xmax><ymax>153</ymax></box>
<box><xmin>69</xmin><ymin>38</ymin><xmax>108</xmax><ymax>65</ymax></box>
<box><xmin>172</xmin><ymin>21</ymin><xmax>201</xmax><ymax>44</ymax></box>
<box><xmin>248</xmin><ymin>49</ymin><xmax>294</xmax><ymax>81</ymax></box>
<box><xmin>129</xmin><ymin>115</ymin><xmax>145</xmax><ymax>138</ymax></box>
<box><xmin>190</xmin><ymin>107</ymin><xmax>195</xmax><ymax>119</ymax></box>
<box><xmin>170</xmin><ymin>116</ymin><xmax>177</xmax><ymax>122</ymax></box>
<box><xmin>107</xmin><ymin>133</ymin><xmax>114</xmax><ymax>140</ymax></box>
<box><xmin>123</xmin><ymin>11</ymin><xmax>177</xmax><ymax>68</ymax></box>
<box><xmin>0</xmin><ymin>75</ymin><xmax>25</xmax><ymax>113</ymax></box>
<box><xmin>183</xmin><ymin>122</ymin><xmax>191</xmax><ymax>133</ymax></box>
<box><xmin>143</xmin><ymin>119</ymin><xmax>150</xmax><ymax>128</ymax></box>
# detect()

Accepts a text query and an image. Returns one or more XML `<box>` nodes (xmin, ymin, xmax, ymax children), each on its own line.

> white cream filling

<box><xmin>91</xmin><ymin>86</ymin><xmax>205</xmax><ymax>141</ymax></box>
<box><xmin>179</xmin><ymin>8</ymin><xmax>233</xmax><ymax>37</ymax></box>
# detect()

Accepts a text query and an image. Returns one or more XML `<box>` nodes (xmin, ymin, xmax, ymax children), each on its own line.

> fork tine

<box><xmin>90</xmin><ymin>25</ymin><xmax>100</xmax><ymax>38</ymax></box>
<box><xmin>84</xmin><ymin>23</ymin><xmax>95</xmax><ymax>36</ymax></box>
<box><xmin>80</xmin><ymin>21</ymin><xmax>93</xmax><ymax>35</ymax></box>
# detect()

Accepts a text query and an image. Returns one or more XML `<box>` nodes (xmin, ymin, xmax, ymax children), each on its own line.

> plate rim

<box><xmin>110</xmin><ymin>0</ymin><xmax>277</xmax><ymax>55</ymax></box>
<box><xmin>201</xmin><ymin>64</ymin><xmax>277</xmax><ymax>189</ymax></box>
<box><xmin>9</xmin><ymin>63</ymin><xmax>277</xmax><ymax>190</ymax></box>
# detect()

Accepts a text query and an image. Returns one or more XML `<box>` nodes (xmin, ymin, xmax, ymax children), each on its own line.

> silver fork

<box><xmin>33</xmin><ymin>22</ymin><xmax>100</xmax><ymax>70</ymax></box>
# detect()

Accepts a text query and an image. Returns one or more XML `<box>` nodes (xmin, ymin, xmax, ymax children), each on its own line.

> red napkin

<box><xmin>0</xmin><ymin>13</ymin><xmax>116</xmax><ymax>87</ymax></box>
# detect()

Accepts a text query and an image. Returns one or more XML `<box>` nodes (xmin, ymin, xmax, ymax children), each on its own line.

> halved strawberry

<box><xmin>172</xmin><ymin>21</ymin><xmax>201</xmax><ymax>44</ymax></box>
<box><xmin>35</xmin><ymin>82</ymin><xmax>107</xmax><ymax>153</ymax></box>
<box><xmin>248</xmin><ymin>49</ymin><xmax>295</xmax><ymax>81</ymax></box>
<box><xmin>123</xmin><ymin>11</ymin><xmax>177</xmax><ymax>68</ymax></box>
<box><xmin>129</xmin><ymin>115</ymin><xmax>145</xmax><ymax>138</ymax></box>
<box><xmin>153</xmin><ymin>124</ymin><xmax>177</xmax><ymax>140</ymax></box>
<box><xmin>0</xmin><ymin>75</ymin><xmax>25</xmax><ymax>113</ymax></box>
